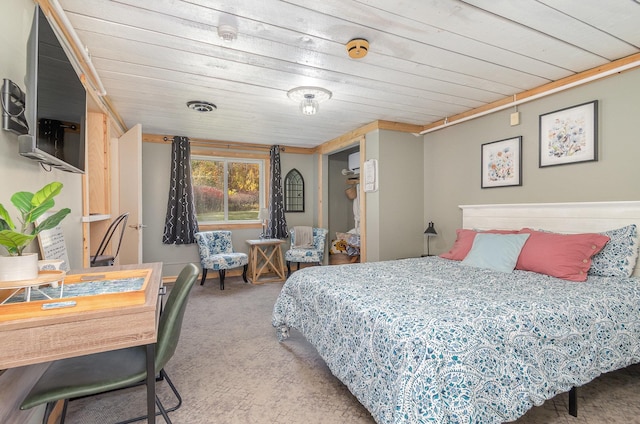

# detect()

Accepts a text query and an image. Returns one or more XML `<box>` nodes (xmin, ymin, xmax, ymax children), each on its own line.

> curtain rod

<box><xmin>161</xmin><ymin>136</ymin><xmax>286</xmax><ymax>151</ymax></box>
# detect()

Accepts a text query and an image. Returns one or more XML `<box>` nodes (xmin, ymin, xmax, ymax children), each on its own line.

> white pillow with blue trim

<box><xmin>589</xmin><ymin>224</ymin><xmax>639</xmax><ymax>277</ymax></box>
<box><xmin>461</xmin><ymin>233</ymin><xmax>530</xmax><ymax>273</ymax></box>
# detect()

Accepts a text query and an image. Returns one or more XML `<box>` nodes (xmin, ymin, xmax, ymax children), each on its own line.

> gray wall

<box><xmin>0</xmin><ymin>1</ymin><xmax>84</xmax><ymax>269</ymax></box>
<box><xmin>366</xmin><ymin>130</ymin><xmax>424</xmax><ymax>261</ymax></box>
<box><xmin>141</xmin><ymin>141</ymin><xmax>318</xmax><ymax>276</ymax></box>
<box><xmin>280</xmin><ymin>151</ymin><xmax>318</xmax><ymax>230</ymax></box>
<box><xmin>424</xmin><ymin>67</ymin><xmax>640</xmax><ymax>255</ymax></box>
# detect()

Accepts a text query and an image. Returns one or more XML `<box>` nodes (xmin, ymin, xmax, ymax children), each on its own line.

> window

<box><xmin>191</xmin><ymin>155</ymin><xmax>265</xmax><ymax>224</ymax></box>
<box><xmin>284</xmin><ymin>168</ymin><xmax>304</xmax><ymax>212</ymax></box>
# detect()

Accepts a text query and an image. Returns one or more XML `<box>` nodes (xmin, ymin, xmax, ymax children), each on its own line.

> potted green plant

<box><xmin>0</xmin><ymin>182</ymin><xmax>71</xmax><ymax>281</ymax></box>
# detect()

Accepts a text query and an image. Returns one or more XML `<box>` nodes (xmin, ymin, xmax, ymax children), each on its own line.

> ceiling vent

<box><xmin>346</xmin><ymin>38</ymin><xmax>369</xmax><ymax>59</ymax></box>
<box><xmin>186</xmin><ymin>101</ymin><xmax>217</xmax><ymax>112</ymax></box>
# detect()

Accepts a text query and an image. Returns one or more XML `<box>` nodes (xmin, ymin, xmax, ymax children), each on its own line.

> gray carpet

<box><xmin>65</xmin><ymin>276</ymin><xmax>640</xmax><ymax>423</ymax></box>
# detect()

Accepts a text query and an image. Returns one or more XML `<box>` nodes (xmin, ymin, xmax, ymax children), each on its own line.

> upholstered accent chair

<box><xmin>195</xmin><ymin>231</ymin><xmax>248</xmax><ymax>290</ymax></box>
<box><xmin>285</xmin><ymin>227</ymin><xmax>328</xmax><ymax>277</ymax></box>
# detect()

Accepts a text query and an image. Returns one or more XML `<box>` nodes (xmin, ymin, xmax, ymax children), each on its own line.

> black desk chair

<box><xmin>20</xmin><ymin>263</ymin><xmax>199</xmax><ymax>424</ymax></box>
<box><xmin>90</xmin><ymin>212</ymin><xmax>129</xmax><ymax>267</ymax></box>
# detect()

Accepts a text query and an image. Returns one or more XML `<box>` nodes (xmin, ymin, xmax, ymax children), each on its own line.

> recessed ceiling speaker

<box><xmin>346</xmin><ymin>38</ymin><xmax>369</xmax><ymax>59</ymax></box>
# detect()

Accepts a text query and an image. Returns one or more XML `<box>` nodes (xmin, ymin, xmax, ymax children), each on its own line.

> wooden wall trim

<box><xmin>143</xmin><ymin>120</ymin><xmax>420</xmax><ymax>159</ymax></box>
<box><xmin>143</xmin><ymin>134</ymin><xmax>315</xmax><ymax>155</ymax></box>
<box><xmin>37</xmin><ymin>0</ymin><xmax>128</xmax><ymax>136</ymax></box>
<box><xmin>421</xmin><ymin>52</ymin><xmax>640</xmax><ymax>133</ymax></box>
<box><xmin>358</xmin><ymin>138</ymin><xmax>367</xmax><ymax>262</ymax></box>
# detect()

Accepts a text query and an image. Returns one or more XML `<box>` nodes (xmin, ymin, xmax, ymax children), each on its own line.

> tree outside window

<box><xmin>191</xmin><ymin>156</ymin><xmax>264</xmax><ymax>223</ymax></box>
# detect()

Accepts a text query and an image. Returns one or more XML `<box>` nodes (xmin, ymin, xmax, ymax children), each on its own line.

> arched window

<box><xmin>284</xmin><ymin>169</ymin><xmax>304</xmax><ymax>212</ymax></box>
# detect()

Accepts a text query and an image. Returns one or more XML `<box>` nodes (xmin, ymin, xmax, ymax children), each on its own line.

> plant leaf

<box><xmin>29</xmin><ymin>182</ymin><xmax>63</xmax><ymax>223</ymax></box>
<box><xmin>32</xmin><ymin>182</ymin><xmax>63</xmax><ymax>207</ymax></box>
<box><xmin>0</xmin><ymin>219</ymin><xmax>11</xmax><ymax>232</ymax></box>
<box><xmin>0</xmin><ymin>230</ymin><xmax>35</xmax><ymax>255</ymax></box>
<box><xmin>29</xmin><ymin>199</ymin><xmax>56</xmax><ymax>224</ymax></box>
<box><xmin>10</xmin><ymin>191</ymin><xmax>34</xmax><ymax>216</ymax></box>
<box><xmin>0</xmin><ymin>204</ymin><xmax>15</xmax><ymax>230</ymax></box>
<box><xmin>35</xmin><ymin>208</ymin><xmax>71</xmax><ymax>233</ymax></box>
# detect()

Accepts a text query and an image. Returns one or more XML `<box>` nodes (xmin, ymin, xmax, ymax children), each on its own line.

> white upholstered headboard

<box><xmin>460</xmin><ymin>201</ymin><xmax>640</xmax><ymax>277</ymax></box>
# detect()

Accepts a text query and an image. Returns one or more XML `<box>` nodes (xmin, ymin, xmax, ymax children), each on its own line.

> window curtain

<box><xmin>266</xmin><ymin>145</ymin><xmax>288</xmax><ymax>239</ymax></box>
<box><xmin>162</xmin><ymin>136</ymin><xmax>199</xmax><ymax>244</ymax></box>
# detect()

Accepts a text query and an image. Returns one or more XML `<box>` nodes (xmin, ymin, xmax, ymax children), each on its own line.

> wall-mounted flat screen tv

<box><xmin>18</xmin><ymin>5</ymin><xmax>86</xmax><ymax>174</ymax></box>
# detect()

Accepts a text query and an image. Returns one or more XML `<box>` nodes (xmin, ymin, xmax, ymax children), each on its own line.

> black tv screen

<box><xmin>18</xmin><ymin>6</ymin><xmax>86</xmax><ymax>174</ymax></box>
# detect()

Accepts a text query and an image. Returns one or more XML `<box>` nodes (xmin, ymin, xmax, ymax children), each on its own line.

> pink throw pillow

<box><xmin>440</xmin><ymin>228</ymin><xmax>519</xmax><ymax>261</ymax></box>
<box><xmin>439</xmin><ymin>229</ymin><xmax>477</xmax><ymax>260</ymax></box>
<box><xmin>515</xmin><ymin>229</ymin><xmax>610</xmax><ymax>281</ymax></box>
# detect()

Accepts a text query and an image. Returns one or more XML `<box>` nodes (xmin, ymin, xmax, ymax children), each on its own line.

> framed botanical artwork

<box><xmin>539</xmin><ymin>100</ymin><xmax>598</xmax><ymax>167</ymax></box>
<box><xmin>481</xmin><ymin>136</ymin><xmax>522</xmax><ymax>189</ymax></box>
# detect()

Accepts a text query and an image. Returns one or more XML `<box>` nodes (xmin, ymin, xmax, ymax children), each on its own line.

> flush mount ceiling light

<box><xmin>287</xmin><ymin>86</ymin><xmax>332</xmax><ymax>116</ymax></box>
<box><xmin>186</xmin><ymin>100</ymin><xmax>217</xmax><ymax>112</ymax></box>
<box><xmin>346</xmin><ymin>38</ymin><xmax>369</xmax><ymax>59</ymax></box>
<box><xmin>218</xmin><ymin>24</ymin><xmax>237</xmax><ymax>42</ymax></box>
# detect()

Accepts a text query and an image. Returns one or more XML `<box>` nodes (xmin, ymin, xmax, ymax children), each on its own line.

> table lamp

<box><xmin>424</xmin><ymin>221</ymin><xmax>437</xmax><ymax>256</ymax></box>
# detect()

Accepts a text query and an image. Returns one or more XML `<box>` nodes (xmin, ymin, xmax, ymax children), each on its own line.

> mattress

<box><xmin>272</xmin><ymin>256</ymin><xmax>640</xmax><ymax>423</ymax></box>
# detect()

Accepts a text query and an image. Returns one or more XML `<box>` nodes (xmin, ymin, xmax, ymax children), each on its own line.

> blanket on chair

<box><xmin>292</xmin><ymin>226</ymin><xmax>314</xmax><ymax>248</ymax></box>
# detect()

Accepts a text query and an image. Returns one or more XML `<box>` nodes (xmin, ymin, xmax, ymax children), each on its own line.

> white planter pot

<box><xmin>0</xmin><ymin>253</ymin><xmax>39</xmax><ymax>282</ymax></box>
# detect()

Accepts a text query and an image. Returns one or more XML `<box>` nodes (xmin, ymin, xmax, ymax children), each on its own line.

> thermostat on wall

<box><xmin>363</xmin><ymin>159</ymin><xmax>378</xmax><ymax>192</ymax></box>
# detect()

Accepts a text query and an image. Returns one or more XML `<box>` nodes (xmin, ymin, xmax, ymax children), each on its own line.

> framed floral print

<box><xmin>481</xmin><ymin>136</ymin><xmax>522</xmax><ymax>189</ymax></box>
<box><xmin>539</xmin><ymin>100</ymin><xmax>598</xmax><ymax>167</ymax></box>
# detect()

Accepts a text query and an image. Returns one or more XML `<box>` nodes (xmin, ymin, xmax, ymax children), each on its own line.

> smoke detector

<box><xmin>346</xmin><ymin>38</ymin><xmax>369</xmax><ymax>59</ymax></box>
<box><xmin>218</xmin><ymin>24</ymin><xmax>238</xmax><ymax>42</ymax></box>
<box><xmin>186</xmin><ymin>101</ymin><xmax>217</xmax><ymax>112</ymax></box>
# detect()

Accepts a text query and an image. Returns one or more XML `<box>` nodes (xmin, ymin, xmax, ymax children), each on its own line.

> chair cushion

<box><xmin>90</xmin><ymin>254</ymin><xmax>115</xmax><ymax>267</ymax></box>
<box><xmin>195</xmin><ymin>231</ymin><xmax>234</xmax><ymax>255</ymax></box>
<box><xmin>201</xmin><ymin>252</ymin><xmax>248</xmax><ymax>270</ymax></box>
<box><xmin>285</xmin><ymin>248</ymin><xmax>323</xmax><ymax>263</ymax></box>
<box><xmin>21</xmin><ymin>346</ymin><xmax>147</xmax><ymax>410</ymax></box>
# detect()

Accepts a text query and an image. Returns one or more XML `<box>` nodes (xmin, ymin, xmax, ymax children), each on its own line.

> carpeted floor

<box><xmin>65</xmin><ymin>275</ymin><xmax>640</xmax><ymax>423</ymax></box>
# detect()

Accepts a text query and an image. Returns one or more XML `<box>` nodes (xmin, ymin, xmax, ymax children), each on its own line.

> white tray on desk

<box><xmin>0</xmin><ymin>270</ymin><xmax>66</xmax><ymax>303</ymax></box>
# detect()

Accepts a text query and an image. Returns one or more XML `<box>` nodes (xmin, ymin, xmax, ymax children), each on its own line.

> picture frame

<box><xmin>481</xmin><ymin>136</ymin><xmax>522</xmax><ymax>189</ymax></box>
<box><xmin>539</xmin><ymin>100</ymin><xmax>598</xmax><ymax>167</ymax></box>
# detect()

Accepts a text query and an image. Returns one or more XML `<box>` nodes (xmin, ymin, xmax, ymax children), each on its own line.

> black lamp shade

<box><xmin>424</xmin><ymin>221</ymin><xmax>437</xmax><ymax>236</ymax></box>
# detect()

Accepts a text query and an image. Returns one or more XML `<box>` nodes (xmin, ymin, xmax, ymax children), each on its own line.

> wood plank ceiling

<box><xmin>54</xmin><ymin>0</ymin><xmax>640</xmax><ymax>148</ymax></box>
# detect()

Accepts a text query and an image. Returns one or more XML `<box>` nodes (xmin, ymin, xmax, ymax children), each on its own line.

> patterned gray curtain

<box><xmin>162</xmin><ymin>136</ymin><xmax>199</xmax><ymax>244</ymax></box>
<box><xmin>266</xmin><ymin>145</ymin><xmax>288</xmax><ymax>239</ymax></box>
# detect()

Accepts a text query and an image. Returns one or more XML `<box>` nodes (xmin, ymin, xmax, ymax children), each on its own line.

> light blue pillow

<box><xmin>461</xmin><ymin>233</ymin><xmax>530</xmax><ymax>273</ymax></box>
<box><xmin>589</xmin><ymin>224</ymin><xmax>639</xmax><ymax>277</ymax></box>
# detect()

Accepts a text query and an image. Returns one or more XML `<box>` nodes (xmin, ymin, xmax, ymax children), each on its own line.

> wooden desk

<box><xmin>246</xmin><ymin>239</ymin><xmax>286</xmax><ymax>283</ymax></box>
<box><xmin>0</xmin><ymin>262</ymin><xmax>163</xmax><ymax>424</ymax></box>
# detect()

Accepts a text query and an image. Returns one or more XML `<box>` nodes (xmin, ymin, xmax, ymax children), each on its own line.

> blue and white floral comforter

<box><xmin>272</xmin><ymin>256</ymin><xmax>640</xmax><ymax>423</ymax></box>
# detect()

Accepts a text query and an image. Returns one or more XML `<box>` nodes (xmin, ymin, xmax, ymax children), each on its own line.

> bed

<box><xmin>272</xmin><ymin>201</ymin><xmax>640</xmax><ymax>423</ymax></box>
